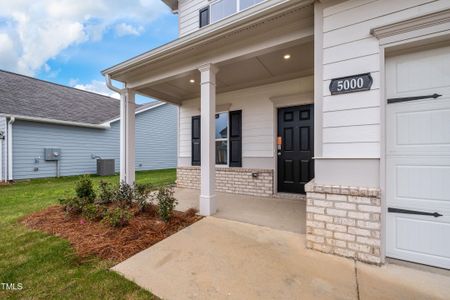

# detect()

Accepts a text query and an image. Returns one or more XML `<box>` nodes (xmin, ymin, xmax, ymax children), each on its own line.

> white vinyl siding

<box><xmin>179</xmin><ymin>0</ymin><xmax>209</xmax><ymax>36</ymax></box>
<box><xmin>178</xmin><ymin>0</ymin><xmax>266</xmax><ymax>36</ymax></box>
<box><xmin>178</xmin><ymin>77</ymin><xmax>313</xmax><ymax>167</ymax></box>
<box><xmin>320</xmin><ymin>0</ymin><xmax>450</xmax><ymax>158</ymax></box>
<box><xmin>11</xmin><ymin>104</ymin><xmax>177</xmax><ymax>179</ymax></box>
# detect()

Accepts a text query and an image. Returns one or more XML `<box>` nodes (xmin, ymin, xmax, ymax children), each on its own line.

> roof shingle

<box><xmin>0</xmin><ymin>70</ymin><xmax>158</xmax><ymax>125</ymax></box>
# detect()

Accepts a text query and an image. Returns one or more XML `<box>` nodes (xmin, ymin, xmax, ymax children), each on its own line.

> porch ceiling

<box><xmin>104</xmin><ymin>0</ymin><xmax>314</xmax><ymax>104</ymax></box>
<box><xmin>137</xmin><ymin>41</ymin><xmax>314</xmax><ymax>102</ymax></box>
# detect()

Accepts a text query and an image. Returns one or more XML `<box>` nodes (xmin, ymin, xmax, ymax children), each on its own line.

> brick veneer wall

<box><xmin>176</xmin><ymin>167</ymin><xmax>273</xmax><ymax>197</ymax></box>
<box><xmin>305</xmin><ymin>180</ymin><xmax>382</xmax><ymax>264</ymax></box>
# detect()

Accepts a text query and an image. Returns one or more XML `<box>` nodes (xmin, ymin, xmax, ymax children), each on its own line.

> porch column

<box><xmin>198</xmin><ymin>64</ymin><xmax>219</xmax><ymax>216</ymax></box>
<box><xmin>120</xmin><ymin>88</ymin><xmax>136</xmax><ymax>185</ymax></box>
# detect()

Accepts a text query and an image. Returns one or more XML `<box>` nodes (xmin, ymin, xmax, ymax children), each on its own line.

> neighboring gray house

<box><xmin>0</xmin><ymin>70</ymin><xmax>177</xmax><ymax>181</ymax></box>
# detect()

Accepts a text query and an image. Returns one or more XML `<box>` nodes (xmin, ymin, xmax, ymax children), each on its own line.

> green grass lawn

<box><xmin>0</xmin><ymin>169</ymin><xmax>176</xmax><ymax>299</ymax></box>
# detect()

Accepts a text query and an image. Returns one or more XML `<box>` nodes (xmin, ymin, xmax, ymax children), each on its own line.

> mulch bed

<box><xmin>21</xmin><ymin>205</ymin><xmax>201</xmax><ymax>262</ymax></box>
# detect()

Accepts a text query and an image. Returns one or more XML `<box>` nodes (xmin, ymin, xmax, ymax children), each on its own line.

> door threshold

<box><xmin>273</xmin><ymin>193</ymin><xmax>306</xmax><ymax>200</ymax></box>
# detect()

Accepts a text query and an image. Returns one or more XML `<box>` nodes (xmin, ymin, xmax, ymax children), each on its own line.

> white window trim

<box><xmin>208</xmin><ymin>0</ymin><xmax>266</xmax><ymax>26</ymax></box>
<box><xmin>215</xmin><ymin>111</ymin><xmax>229</xmax><ymax>167</ymax></box>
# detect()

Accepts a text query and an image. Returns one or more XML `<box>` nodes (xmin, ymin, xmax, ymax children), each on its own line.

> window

<box><xmin>210</xmin><ymin>0</ymin><xmax>237</xmax><ymax>24</ymax></box>
<box><xmin>240</xmin><ymin>0</ymin><xmax>263</xmax><ymax>10</ymax></box>
<box><xmin>215</xmin><ymin>112</ymin><xmax>228</xmax><ymax>165</ymax></box>
<box><xmin>191</xmin><ymin>110</ymin><xmax>241</xmax><ymax>167</ymax></box>
<box><xmin>201</xmin><ymin>0</ymin><xmax>264</xmax><ymax>27</ymax></box>
<box><xmin>199</xmin><ymin>7</ymin><xmax>209</xmax><ymax>28</ymax></box>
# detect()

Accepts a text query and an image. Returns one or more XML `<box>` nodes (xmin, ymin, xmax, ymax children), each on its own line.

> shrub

<box><xmin>97</xmin><ymin>181</ymin><xmax>115</xmax><ymax>204</ymax></box>
<box><xmin>82</xmin><ymin>204</ymin><xmax>106</xmax><ymax>221</ymax></box>
<box><xmin>103</xmin><ymin>207</ymin><xmax>132</xmax><ymax>227</ymax></box>
<box><xmin>134</xmin><ymin>183</ymin><xmax>154</xmax><ymax>212</ymax></box>
<box><xmin>113</xmin><ymin>181</ymin><xmax>134</xmax><ymax>207</ymax></box>
<box><xmin>75</xmin><ymin>175</ymin><xmax>96</xmax><ymax>202</ymax></box>
<box><xmin>157</xmin><ymin>186</ymin><xmax>178</xmax><ymax>222</ymax></box>
<box><xmin>59</xmin><ymin>197</ymin><xmax>87</xmax><ymax>215</ymax></box>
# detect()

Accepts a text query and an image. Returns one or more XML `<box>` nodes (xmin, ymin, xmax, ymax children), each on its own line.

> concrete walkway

<box><xmin>174</xmin><ymin>188</ymin><xmax>306</xmax><ymax>233</ymax></box>
<box><xmin>113</xmin><ymin>217</ymin><xmax>450</xmax><ymax>300</ymax></box>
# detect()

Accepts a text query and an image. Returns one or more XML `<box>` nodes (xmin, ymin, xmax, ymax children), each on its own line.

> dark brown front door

<box><xmin>277</xmin><ymin>105</ymin><xmax>314</xmax><ymax>194</ymax></box>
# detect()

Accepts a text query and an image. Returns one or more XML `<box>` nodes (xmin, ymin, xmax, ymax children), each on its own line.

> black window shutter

<box><xmin>229</xmin><ymin>110</ymin><xmax>242</xmax><ymax>167</ymax></box>
<box><xmin>191</xmin><ymin>116</ymin><xmax>201</xmax><ymax>166</ymax></box>
<box><xmin>199</xmin><ymin>7</ymin><xmax>210</xmax><ymax>28</ymax></box>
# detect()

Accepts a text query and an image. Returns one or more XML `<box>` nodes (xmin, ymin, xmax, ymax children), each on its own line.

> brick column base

<box><xmin>305</xmin><ymin>180</ymin><xmax>382</xmax><ymax>265</ymax></box>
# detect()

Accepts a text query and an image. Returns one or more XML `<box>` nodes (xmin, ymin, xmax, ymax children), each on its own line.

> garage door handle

<box><xmin>388</xmin><ymin>207</ymin><xmax>443</xmax><ymax>217</ymax></box>
<box><xmin>387</xmin><ymin>93</ymin><xmax>442</xmax><ymax>104</ymax></box>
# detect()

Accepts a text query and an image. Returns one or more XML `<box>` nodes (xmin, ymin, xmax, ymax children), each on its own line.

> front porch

<box><xmin>103</xmin><ymin>0</ymin><xmax>316</xmax><ymax>217</ymax></box>
<box><xmin>174</xmin><ymin>187</ymin><xmax>306</xmax><ymax>233</ymax></box>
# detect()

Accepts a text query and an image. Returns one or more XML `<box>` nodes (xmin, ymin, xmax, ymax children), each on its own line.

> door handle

<box><xmin>387</xmin><ymin>93</ymin><xmax>442</xmax><ymax>104</ymax></box>
<box><xmin>388</xmin><ymin>207</ymin><xmax>443</xmax><ymax>218</ymax></box>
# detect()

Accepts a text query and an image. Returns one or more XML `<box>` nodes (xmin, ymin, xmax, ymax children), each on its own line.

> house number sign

<box><xmin>329</xmin><ymin>73</ymin><xmax>373</xmax><ymax>95</ymax></box>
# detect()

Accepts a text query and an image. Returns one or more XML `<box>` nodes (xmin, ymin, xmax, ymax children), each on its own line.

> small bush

<box><xmin>75</xmin><ymin>175</ymin><xmax>96</xmax><ymax>202</ymax></box>
<box><xmin>59</xmin><ymin>197</ymin><xmax>87</xmax><ymax>215</ymax></box>
<box><xmin>97</xmin><ymin>181</ymin><xmax>115</xmax><ymax>204</ymax></box>
<box><xmin>157</xmin><ymin>186</ymin><xmax>178</xmax><ymax>222</ymax></box>
<box><xmin>113</xmin><ymin>181</ymin><xmax>134</xmax><ymax>207</ymax></box>
<box><xmin>103</xmin><ymin>207</ymin><xmax>132</xmax><ymax>227</ymax></box>
<box><xmin>134</xmin><ymin>183</ymin><xmax>154</xmax><ymax>212</ymax></box>
<box><xmin>82</xmin><ymin>204</ymin><xmax>106</xmax><ymax>221</ymax></box>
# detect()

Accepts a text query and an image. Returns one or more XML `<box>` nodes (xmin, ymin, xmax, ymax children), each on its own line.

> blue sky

<box><xmin>0</xmin><ymin>1</ymin><xmax>178</xmax><ymax>104</ymax></box>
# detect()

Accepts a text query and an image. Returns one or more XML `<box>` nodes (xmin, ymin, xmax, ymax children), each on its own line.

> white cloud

<box><xmin>73</xmin><ymin>79</ymin><xmax>120</xmax><ymax>99</ymax></box>
<box><xmin>0</xmin><ymin>33</ymin><xmax>18</xmax><ymax>71</ymax></box>
<box><xmin>115</xmin><ymin>23</ymin><xmax>144</xmax><ymax>37</ymax></box>
<box><xmin>0</xmin><ymin>0</ymin><xmax>168</xmax><ymax>75</ymax></box>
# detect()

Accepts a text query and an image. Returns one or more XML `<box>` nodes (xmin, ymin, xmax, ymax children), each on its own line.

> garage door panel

<box><xmin>396</xmin><ymin>164</ymin><xmax>450</xmax><ymax>202</ymax></box>
<box><xmin>387</xmin><ymin>156</ymin><xmax>450</xmax><ymax>204</ymax></box>
<box><xmin>387</xmin><ymin>99</ymin><xmax>450</xmax><ymax>154</ymax></box>
<box><xmin>388</xmin><ymin>45</ymin><xmax>450</xmax><ymax>96</ymax></box>
<box><xmin>387</xmin><ymin>216</ymin><xmax>450</xmax><ymax>269</ymax></box>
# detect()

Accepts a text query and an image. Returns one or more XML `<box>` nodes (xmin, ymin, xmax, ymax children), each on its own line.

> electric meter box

<box><xmin>44</xmin><ymin>148</ymin><xmax>61</xmax><ymax>161</ymax></box>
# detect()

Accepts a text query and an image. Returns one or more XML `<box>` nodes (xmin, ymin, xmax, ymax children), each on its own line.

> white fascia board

<box><xmin>0</xmin><ymin>114</ymin><xmax>111</xmax><ymax>129</ymax></box>
<box><xmin>103</xmin><ymin>102</ymin><xmax>167</xmax><ymax>125</ymax></box>
<box><xmin>102</xmin><ymin>0</ymin><xmax>313</xmax><ymax>77</ymax></box>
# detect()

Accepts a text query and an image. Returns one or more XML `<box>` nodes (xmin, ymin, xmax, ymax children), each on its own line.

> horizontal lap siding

<box><xmin>12</xmin><ymin>121</ymin><xmax>120</xmax><ymax>179</ymax></box>
<box><xmin>178</xmin><ymin>77</ymin><xmax>314</xmax><ymax>165</ymax></box>
<box><xmin>12</xmin><ymin>104</ymin><xmax>177</xmax><ymax>179</ymax></box>
<box><xmin>135</xmin><ymin>104</ymin><xmax>177</xmax><ymax>171</ymax></box>
<box><xmin>179</xmin><ymin>0</ymin><xmax>208</xmax><ymax>36</ymax></box>
<box><xmin>0</xmin><ymin>117</ymin><xmax>5</xmax><ymax>180</ymax></box>
<box><xmin>321</xmin><ymin>0</ymin><xmax>447</xmax><ymax>158</ymax></box>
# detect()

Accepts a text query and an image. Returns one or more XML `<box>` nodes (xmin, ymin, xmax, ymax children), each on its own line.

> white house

<box><xmin>103</xmin><ymin>0</ymin><xmax>450</xmax><ymax>269</ymax></box>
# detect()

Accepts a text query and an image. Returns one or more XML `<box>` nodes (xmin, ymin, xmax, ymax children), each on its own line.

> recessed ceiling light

<box><xmin>283</xmin><ymin>54</ymin><xmax>291</xmax><ymax>60</ymax></box>
<box><xmin>189</xmin><ymin>79</ymin><xmax>195</xmax><ymax>83</ymax></box>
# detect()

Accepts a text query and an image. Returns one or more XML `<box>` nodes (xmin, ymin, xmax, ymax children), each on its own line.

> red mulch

<box><xmin>21</xmin><ymin>205</ymin><xmax>201</xmax><ymax>262</ymax></box>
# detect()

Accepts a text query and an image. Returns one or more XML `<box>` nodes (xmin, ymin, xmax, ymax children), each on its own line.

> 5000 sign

<box><xmin>329</xmin><ymin>73</ymin><xmax>373</xmax><ymax>95</ymax></box>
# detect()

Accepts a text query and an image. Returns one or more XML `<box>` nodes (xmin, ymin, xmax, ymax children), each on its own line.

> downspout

<box><xmin>7</xmin><ymin>117</ymin><xmax>15</xmax><ymax>181</ymax></box>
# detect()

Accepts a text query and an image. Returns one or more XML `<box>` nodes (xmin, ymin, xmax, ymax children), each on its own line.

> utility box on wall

<box><xmin>44</xmin><ymin>148</ymin><xmax>61</xmax><ymax>161</ymax></box>
<box><xmin>97</xmin><ymin>159</ymin><xmax>115</xmax><ymax>176</ymax></box>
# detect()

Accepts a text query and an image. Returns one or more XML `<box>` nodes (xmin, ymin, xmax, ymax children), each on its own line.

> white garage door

<box><xmin>386</xmin><ymin>45</ymin><xmax>450</xmax><ymax>269</ymax></box>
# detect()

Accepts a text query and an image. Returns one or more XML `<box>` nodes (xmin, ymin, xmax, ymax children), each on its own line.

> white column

<box><xmin>120</xmin><ymin>89</ymin><xmax>136</xmax><ymax>185</ymax></box>
<box><xmin>199</xmin><ymin>64</ymin><xmax>219</xmax><ymax>216</ymax></box>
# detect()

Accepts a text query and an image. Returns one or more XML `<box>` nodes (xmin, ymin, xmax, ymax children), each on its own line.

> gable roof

<box><xmin>0</xmin><ymin>70</ymin><xmax>163</xmax><ymax>126</ymax></box>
